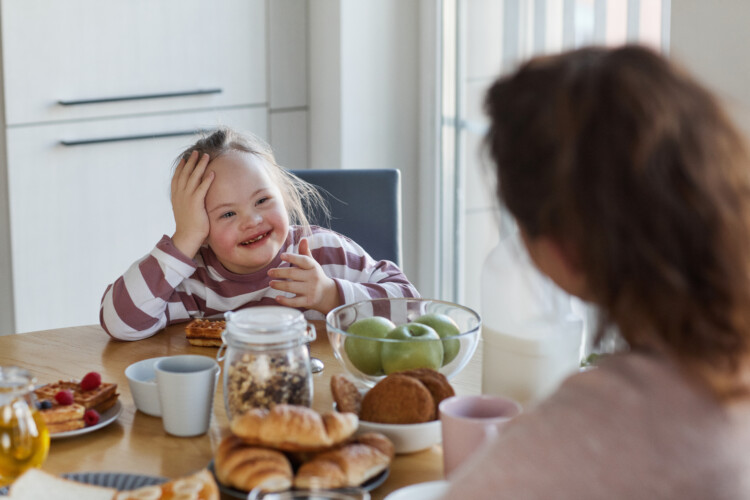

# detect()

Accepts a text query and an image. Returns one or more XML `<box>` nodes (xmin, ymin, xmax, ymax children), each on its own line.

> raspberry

<box><xmin>80</xmin><ymin>372</ymin><xmax>101</xmax><ymax>391</ymax></box>
<box><xmin>54</xmin><ymin>390</ymin><xmax>74</xmax><ymax>405</ymax></box>
<box><xmin>83</xmin><ymin>409</ymin><xmax>100</xmax><ymax>426</ymax></box>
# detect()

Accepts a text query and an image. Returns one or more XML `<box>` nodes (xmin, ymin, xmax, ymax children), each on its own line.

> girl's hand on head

<box><xmin>268</xmin><ymin>238</ymin><xmax>341</xmax><ymax>314</ymax></box>
<box><xmin>170</xmin><ymin>151</ymin><xmax>214</xmax><ymax>258</ymax></box>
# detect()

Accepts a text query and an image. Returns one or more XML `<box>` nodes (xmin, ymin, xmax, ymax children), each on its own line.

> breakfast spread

<box><xmin>332</xmin><ymin>368</ymin><xmax>455</xmax><ymax>424</ymax></box>
<box><xmin>8</xmin><ymin>468</ymin><xmax>219</xmax><ymax>500</ymax></box>
<box><xmin>184</xmin><ymin>319</ymin><xmax>225</xmax><ymax>347</ymax></box>
<box><xmin>215</xmin><ymin>404</ymin><xmax>394</xmax><ymax>493</ymax></box>
<box><xmin>34</xmin><ymin>371</ymin><xmax>119</xmax><ymax>434</ymax></box>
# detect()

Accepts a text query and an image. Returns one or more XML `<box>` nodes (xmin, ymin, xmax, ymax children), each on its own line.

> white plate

<box><xmin>50</xmin><ymin>400</ymin><xmax>123</xmax><ymax>439</ymax></box>
<box><xmin>384</xmin><ymin>480</ymin><xmax>449</xmax><ymax>500</ymax></box>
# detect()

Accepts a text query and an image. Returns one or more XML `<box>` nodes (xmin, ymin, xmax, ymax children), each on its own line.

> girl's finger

<box><xmin>171</xmin><ymin>157</ymin><xmax>187</xmax><ymax>195</ymax></box>
<box><xmin>269</xmin><ymin>280</ymin><xmax>305</xmax><ymax>295</ymax></box>
<box><xmin>280</xmin><ymin>252</ymin><xmax>314</xmax><ymax>269</ymax></box>
<box><xmin>187</xmin><ymin>153</ymin><xmax>211</xmax><ymax>190</ymax></box>
<box><xmin>299</xmin><ymin>238</ymin><xmax>313</xmax><ymax>258</ymax></box>
<box><xmin>268</xmin><ymin>266</ymin><xmax>306</xmax><ymax>282</ymax></box>
<box><xmin>274</xmin><ymin>294</ymin><xmax>307</xmax><ymax>308</ymax></box>
<box><xmin>195</xmin><ymin>170</ymin><xmax>215</xmax><ymax>198</ymax></box>
<box><xmin>176</xmin><ymin>151</ymin><xmax>199</xmax><ymax>189</ymax></box>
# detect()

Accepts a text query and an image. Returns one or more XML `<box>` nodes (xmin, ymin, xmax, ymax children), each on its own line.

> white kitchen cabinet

<box><xmin>0</xmin><ymin>0</ymin><xmax>310</xmax><ymax>334</ymax></box>
<box><xmin>1</xmin><ymin>0</ymin><xmax>266</xmax><ymax>125</ymax></box>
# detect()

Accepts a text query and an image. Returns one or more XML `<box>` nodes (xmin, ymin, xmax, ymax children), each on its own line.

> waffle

<box><xmin>185</xmin><ymin>319</ymin><xmax>225</xmax><ymax>347</ymax></box>
<box><xmin>35</xmin><ymin>380</ymin><xmax>118</xmax><ymax>413</ymax></box>
<box><xmin>39</xmin><ymin>403</ymin><xmax>86</xmax><ymax>433</ymax></box>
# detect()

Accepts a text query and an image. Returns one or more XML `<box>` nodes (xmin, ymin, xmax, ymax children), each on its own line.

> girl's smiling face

<box><xmin>203</xmin><ymin>151</ymin><xmax>290</xmax><ymax>274</ymax></box>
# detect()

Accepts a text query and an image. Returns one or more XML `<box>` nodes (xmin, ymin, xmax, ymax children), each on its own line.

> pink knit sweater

<box><xmin>442</xmin><ymin>351</ymin><xmax>750</xmax><ymax>499</ymax></box>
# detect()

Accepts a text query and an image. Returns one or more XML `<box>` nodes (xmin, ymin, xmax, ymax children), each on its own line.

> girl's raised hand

<box><xmin>268</xmin><ymin>238</ymin><xmax>341</xmax><ymax>313</ymax></box>
<box><xmin>170</xmin><ymin>151</ymin><xmax>214</xmax><ymax>258</ymax></box>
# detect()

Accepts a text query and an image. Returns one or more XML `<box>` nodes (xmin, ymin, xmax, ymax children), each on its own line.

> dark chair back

<box><xmin>291</xmin><ymin>168</ymin><xmax>402</xmax><ymax>266</ymax></box>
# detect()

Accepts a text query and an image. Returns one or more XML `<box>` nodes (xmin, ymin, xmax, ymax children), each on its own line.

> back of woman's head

<box><xmin>176</xmin><ymin>128</ymin><xmax>326</xmax><ymax>233</ymax></box>
<box><xmin>484</xmin><ymin>45</ymin><xmax>750</xmax><ymax>385</ymax></box>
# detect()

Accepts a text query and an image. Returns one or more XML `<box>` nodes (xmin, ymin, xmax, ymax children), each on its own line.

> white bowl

<box><xmin>358</xmin><ymin>419</ymin><xmax>441</xmax><ymax>454</ymax></box>
<box><xmin>384</xmin><ymin>480</ymin><xmax>450</xmax><ymax>500</ymax></box>
<box><xmin>124</xmin><ymin>357</ymin><xmax>165</xmax><ymax>417</ymax></box>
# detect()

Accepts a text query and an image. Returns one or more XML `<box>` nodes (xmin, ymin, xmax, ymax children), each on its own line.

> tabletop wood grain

<box><xmin>0</xmin><ymin>321</ymin><xmax>481</xmax><ymax>499</ymax></box>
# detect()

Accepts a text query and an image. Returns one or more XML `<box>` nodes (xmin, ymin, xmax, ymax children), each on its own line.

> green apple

<box><xmin>413</xmin><ymin>313</ymin><xmax>461</xmax><ymax>365</ymax></box>
<box><xmin>344</xmin><ymin>317</ymin><xmax>396</xmax><ymax>375</ymax></box>
<box><xmin>381</xmin><ymin>323</ymin><xmax>444</xmax><ymax>374</ymax></box>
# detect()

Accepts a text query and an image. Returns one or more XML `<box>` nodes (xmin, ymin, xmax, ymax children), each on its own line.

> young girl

<box><xmin>442</xmin><ymin>46</ymin><xmax>750</xmax><ymax>498</ymax></box>
<box><xmin>100</xmin><ymin>128</ymin><xmax>418</xmax><ymax>341</ymax></box>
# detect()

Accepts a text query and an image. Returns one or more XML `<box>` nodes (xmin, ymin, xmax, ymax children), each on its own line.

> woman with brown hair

<box><xmin>443</xmin><ymin>46</ymin><xmax>750</xmax><ymax>498</ymax></box>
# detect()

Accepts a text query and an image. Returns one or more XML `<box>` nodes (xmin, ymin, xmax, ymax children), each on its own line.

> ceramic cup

<box><xmin>154</xmin><ymin>355</ymin><xmax>220</xmax><ymax>437</ymax></box>
<box><xmin>438</xmin><ymin>394</ymin><xmax>522</xmax><ymax>478</ymax></box>
<box><xmin>125</xmin><ymin>356</ymin><xmax>165</xmax><ymax>417</ymax></box>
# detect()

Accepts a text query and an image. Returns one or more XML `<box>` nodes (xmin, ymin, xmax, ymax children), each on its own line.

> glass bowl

<box><xmin>326</xmin><ymin>298</ymin><xmax>481</xmax><ymax>387</ymax></box>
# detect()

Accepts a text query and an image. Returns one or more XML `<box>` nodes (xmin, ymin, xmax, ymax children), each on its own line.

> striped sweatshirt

<box><xmin>100</xmin><ymin>226</ymin><xmax>419</xmax><ymax>341</ymax></box>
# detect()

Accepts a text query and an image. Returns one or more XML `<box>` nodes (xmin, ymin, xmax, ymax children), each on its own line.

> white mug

<box><xmin>154</xmin><ymin>355</ymin><xmax>220</xmax><ymax>437</ymax></box>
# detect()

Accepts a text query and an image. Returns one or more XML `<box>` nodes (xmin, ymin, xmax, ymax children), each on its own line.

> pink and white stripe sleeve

<box><xmin>99</xmin><ymin>236</ymin><xmax>197</xmax><ymax>341</ymax></box>
<box><xmin>304</xmin><ymin>228</ymin><xmax>420</xmax><ymax>304</ymax></box>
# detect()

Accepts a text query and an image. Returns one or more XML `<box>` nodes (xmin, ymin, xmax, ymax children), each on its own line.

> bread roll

<box><xmin>214</xmin><ymin>435</ymin><xmax>292</xmax><ymax>492</ymax></box>
<box><xmin>9</xmin><ymin>468</ymin><xmax>116</xmax><ymax>500</ymax></box>
<box><xmin>293</xmin><ymin>442</ymin><xmax>391</xmax><ymax>489</ymax></box>
<box><xmin>352</xmin><ymin>432</ymin><xmax>396</xmax><ymax>461</ymax></box>
<box><xmin>230</xmin><ymin>404</ymin><xmax>358</xmax><ymax>452</ymax></box>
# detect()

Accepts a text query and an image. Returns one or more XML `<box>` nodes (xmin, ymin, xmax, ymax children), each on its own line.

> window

<box><xmin>439</xmin><ymin>0</ymin><xmax>671</xmax><ymax>317</ymax></box>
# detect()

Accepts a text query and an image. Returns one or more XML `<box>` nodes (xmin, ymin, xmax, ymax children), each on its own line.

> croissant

<box><xmin>293</xmin><ymin>435</ymin><xmax>392</xmax><ymax>489</ymax></box>
<box><xmin>230</xmin><ymin>404</ymin><xmax>358</xmax><ymax>452</ymax></box>
<box><xmin>214</xmin><ymin>435</ymin><xmax>293</xmax><ymax>492</ymax></box>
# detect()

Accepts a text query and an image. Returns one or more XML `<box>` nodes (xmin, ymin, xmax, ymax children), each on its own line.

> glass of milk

<box><xmin>480</xmin><ymin>220</ymin><xmax>584</xmax><ymax>408</ymax></box>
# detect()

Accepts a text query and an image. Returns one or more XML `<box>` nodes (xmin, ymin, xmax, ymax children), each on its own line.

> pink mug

<box><xmin>439</xmin><ymin>394</ymin><xmax>522</xmax><ymax>478</ymax></box>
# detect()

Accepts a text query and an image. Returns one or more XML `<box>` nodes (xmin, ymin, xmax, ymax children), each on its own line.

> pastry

<box><xmin>214</xmin><ymin>435</ymin><xmax>292</xmax><ymax>492</ymax></box>
<box><xmin>359</xmin><ymin>374</ymin><xmax>435</xmax><ymax>424</ymax></box>
<box><xmin>117</xmin><ymin>469</ymin><xmax>219</xmax><ymax>500</ymax></box>
<box><xmin>185</xmin><ymin>319</ymin><xmax>225</xmax><ymax>347</ymax></box>
<box><xmin>330</xmin><ymin>374</ymin><xmax>362</xmax><ymax>414</ymax></box>
<box><xmin>293</xmin><ymin>433</ymin><xmax>393</xmax><ymax>489</ymax></box>
<box><xmin>230</xmin><ymin>404</ymin><xmax>358</xmax><ymax>452</ymax></box>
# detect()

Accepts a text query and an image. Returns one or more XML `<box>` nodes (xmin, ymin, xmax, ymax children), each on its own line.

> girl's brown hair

<box><xmin>176</xmin><ymin>128</ymin><xmax>328</xmax><ymax>234</ymax></box>
<box><xmin>484</xmin><ymin>45</ymin><xmax>750</xmax><ymax>397</ymax></box>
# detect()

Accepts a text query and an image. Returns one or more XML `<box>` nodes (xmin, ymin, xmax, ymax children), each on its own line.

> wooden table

<box><xmin>0</xmin><ymin>321</ymin><xmax>481</xmax><ymax>499</ymax></box>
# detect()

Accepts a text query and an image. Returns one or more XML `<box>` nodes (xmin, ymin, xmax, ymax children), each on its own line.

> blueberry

<box><xmin>39</xmin><ymin>400</ymin><xmax>53</xmax><ymax>409</ymax></box>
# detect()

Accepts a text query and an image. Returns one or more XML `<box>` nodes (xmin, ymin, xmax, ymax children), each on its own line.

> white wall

<box><xmin>309</xmin><ymin>0</ymin><xmax>423</xmax><ymax>290</ymax></box>
<box><xmin>670</xmin><ymin>1</ymin><xmax>750</xmax><ymax>141</ymax></box>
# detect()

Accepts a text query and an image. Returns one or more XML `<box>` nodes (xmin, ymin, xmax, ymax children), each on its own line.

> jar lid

<box><xmin>223</xmin><ymin>306</ymin><xmax>307</xmax><ymax>346</ymax></box>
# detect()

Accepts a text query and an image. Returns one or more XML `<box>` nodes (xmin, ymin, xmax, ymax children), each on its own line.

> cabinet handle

<box><xmin>58</xmin><ymin>88</ymin><xmax>222</xmax><ymax>106</ymax></box>
<box><xmin>60</xmin><ymin>130</ymin><xmax>202</xmax><ymax>146</ymax></box>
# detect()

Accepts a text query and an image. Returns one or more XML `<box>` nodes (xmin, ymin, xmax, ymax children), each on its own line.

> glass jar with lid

<box><xmin>219</xmin><ymin>306</ymin><xmax>316</xmax><ymax>420</ymax></box>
